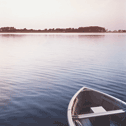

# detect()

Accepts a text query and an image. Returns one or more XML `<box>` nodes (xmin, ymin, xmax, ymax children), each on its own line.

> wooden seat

<box><xmin>72</xmin><ymin>109</ymin><xmax>125</xmax><ymax>119</ymax></box>
<box><xmin>90</xmin><ymin>106</ymin><xmax>106</xmax><ymax>113</ymax></box>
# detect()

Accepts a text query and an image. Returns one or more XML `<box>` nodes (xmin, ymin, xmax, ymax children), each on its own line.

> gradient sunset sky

<box><xmin>0</xmin><ymin>0</ymin><xmax>126</xmax><ymax>30</ymax></box>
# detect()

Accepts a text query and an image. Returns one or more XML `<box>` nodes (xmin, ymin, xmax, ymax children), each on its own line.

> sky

<box><xmin>0</xmin><ymin>0</ymin><xmax>126</xmax><ymax>30</ymax></box>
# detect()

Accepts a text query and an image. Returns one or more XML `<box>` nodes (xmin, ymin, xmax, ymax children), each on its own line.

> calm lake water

<box><xmin>0</xmin><ymin>33</ymin><xmax>126</xmax><ymax>126</ymax></box>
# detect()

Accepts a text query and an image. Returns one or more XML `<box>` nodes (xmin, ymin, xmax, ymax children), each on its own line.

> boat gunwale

<box><xmin>67</xmin><ymin>87</ymin><xmax>84</xmax><ymax>126</ymax></box>
<box><xmin>67</xmin><ymin>86</ymin><xmax>126</xmax><ymax>126</ymax></box>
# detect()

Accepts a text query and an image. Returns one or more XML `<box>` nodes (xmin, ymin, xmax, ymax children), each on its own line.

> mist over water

<box><xmin>0</xmin><ymin>33</ymin><xmax>126</xmax><ymax>126</ymax></box>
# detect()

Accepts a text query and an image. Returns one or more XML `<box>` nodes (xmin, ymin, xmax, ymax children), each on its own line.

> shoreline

<box><xmin>0</xmin><ymin>32</ymin><xmax>126</xmax><ymax>33</ymax></box>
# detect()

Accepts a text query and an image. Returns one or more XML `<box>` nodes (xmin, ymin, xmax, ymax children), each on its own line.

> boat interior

<box><xmin>71</xmin><ymin>88</ymin><xmax>126</xmax><ymax>126</ymax></box>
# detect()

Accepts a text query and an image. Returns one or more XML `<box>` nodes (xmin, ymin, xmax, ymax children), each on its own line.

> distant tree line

<box><xmin>0</xmin><ymin>26</ymin><xmax>126</xmax><ymax>33</ymax></box>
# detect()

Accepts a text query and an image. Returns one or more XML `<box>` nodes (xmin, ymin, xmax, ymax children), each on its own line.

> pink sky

<box><xmin>0</xmin><ymin>0</ymin><xmax>126</xmax><ymax>30</ymax></box>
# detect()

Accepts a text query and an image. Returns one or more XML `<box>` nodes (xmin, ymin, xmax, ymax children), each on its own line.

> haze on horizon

<box><xmin>0</xmin><ymin>0</ymin><xmax>126</xmax><ymax>30</ymax></box>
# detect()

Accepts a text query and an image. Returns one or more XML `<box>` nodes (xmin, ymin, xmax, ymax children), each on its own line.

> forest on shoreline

<box><xmin>0</xmin><ymin>26</ymin><xmax>126</xmax><ymax>33</ymax></box>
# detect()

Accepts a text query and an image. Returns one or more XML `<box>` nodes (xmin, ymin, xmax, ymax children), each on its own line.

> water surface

<box><xmin>0</xmin><ymin>33</ymin><xmax>126</xmax><ymax>126</ymax></box>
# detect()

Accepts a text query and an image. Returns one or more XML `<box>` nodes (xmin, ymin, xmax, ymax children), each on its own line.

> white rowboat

<box><xmin>67</xmin><ymin>87</ymin><xmax>126</xmax><ymax>126</ymax></box>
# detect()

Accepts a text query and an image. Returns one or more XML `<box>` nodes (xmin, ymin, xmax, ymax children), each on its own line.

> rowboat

<box><xmin>67</xmin><ymin>87</ymin><xmax>126</xmax><ymax>126</ymax></box>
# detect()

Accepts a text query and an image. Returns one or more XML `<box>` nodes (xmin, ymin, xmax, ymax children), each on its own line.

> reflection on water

<box><xmin>0</xmin><ymin>33</ymin><xmax>126</xmax><ymax>125</ymax></box>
